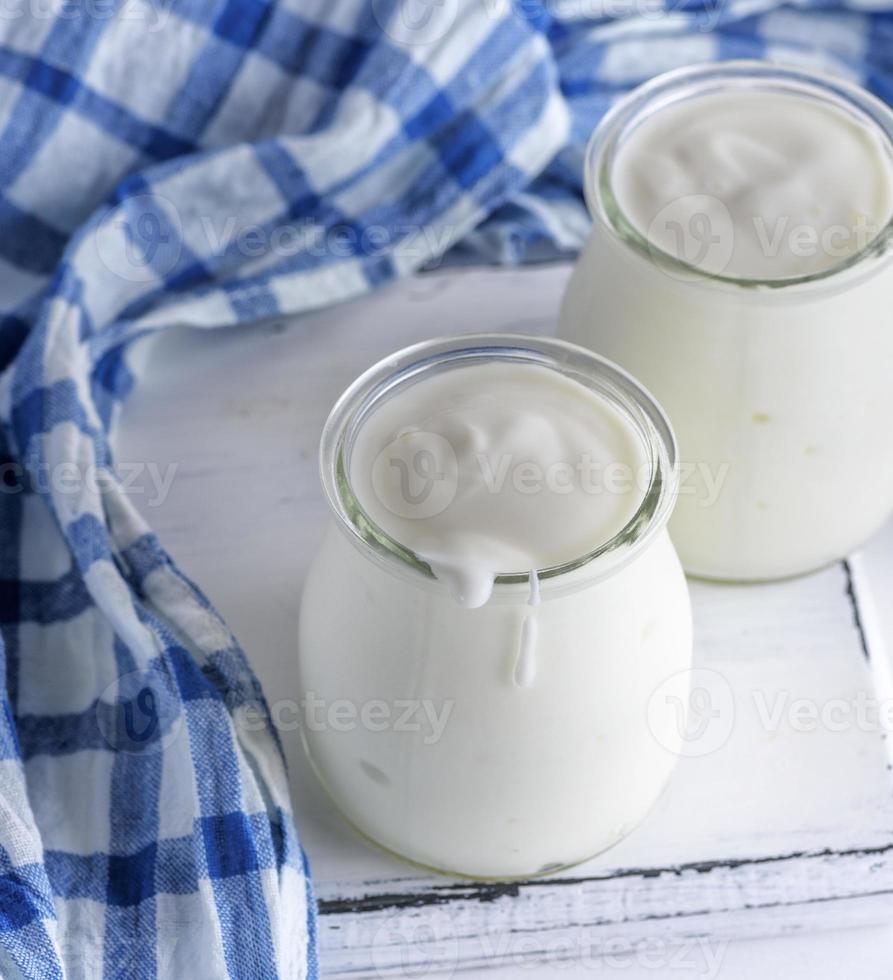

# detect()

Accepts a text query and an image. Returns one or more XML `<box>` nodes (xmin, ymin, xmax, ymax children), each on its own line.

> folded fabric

<box><xmin>0</xmin><ymin>1</ymin><xmax>891</xmax><ymax>977</ymax></box>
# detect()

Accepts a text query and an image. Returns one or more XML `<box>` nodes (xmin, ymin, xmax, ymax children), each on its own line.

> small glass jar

<box><xmin>299</xmin><ymin>335</ymin><xmax>692</xmax><ymax>880</ymax></box>
<box><xmin>560</xmin><ymin>61</ymin><xmax>893</xmax><ymax>581</ymax></box>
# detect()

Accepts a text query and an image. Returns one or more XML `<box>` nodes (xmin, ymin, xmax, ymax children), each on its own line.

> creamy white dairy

<box><xmin>348</xmin><ymin>361</ymin><xmax>648</xmax><ymax>608</ymax></box>
<box><xmin>612</xmin><ymin>90</ymin><xmax>893</xmax><ymax>280</ymax></box>
<box><xmin>299</xmin><ymin>338</ymin><xmax>692</xmax><ymax>878</ymax></box>
<box><xmin>561</xmin><ymin>63</ymin><xmax>893</xmax><ymax>580</ymax></box>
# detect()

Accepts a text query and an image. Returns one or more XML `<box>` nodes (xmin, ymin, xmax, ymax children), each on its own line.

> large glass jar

<box><xmin>299</xmin><ymin>335</ymin><xmax>692</xmax><ymax>879</ymax></box>
<box><xmin>560</xmin><ymin>62</ymin><xmax>893</xmax><ymax>581</ymax></box>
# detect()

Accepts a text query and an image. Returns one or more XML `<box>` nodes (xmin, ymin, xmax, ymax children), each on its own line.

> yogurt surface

<box><xmin>612</xmin><ymin>89</ymin><xmax>893</xmax><ymax>279</ymax></box>
<box><xmin>349</xmin><ymin>361</ymin><xmax>648</xmax><ymax>608</ymax></box>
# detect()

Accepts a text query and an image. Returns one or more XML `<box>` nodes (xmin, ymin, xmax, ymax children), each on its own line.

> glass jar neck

<box><xmin>319</xmin><ymin>334</ymin><xmax>679</xmax><ymax>601</ymax></box>
<box><xmin>585</xmin><ymin>60</ymin><xmax>893</xmax><ymax>292</ymax></box>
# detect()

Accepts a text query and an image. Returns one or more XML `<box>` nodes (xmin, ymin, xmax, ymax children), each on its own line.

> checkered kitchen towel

<box><xmin>1</xmin><ymin>0</ymin><xmax>892</xmax><ymax>977</ymax></box>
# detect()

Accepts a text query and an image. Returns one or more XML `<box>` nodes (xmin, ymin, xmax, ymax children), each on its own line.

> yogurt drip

<box><xmin>611</xmin><ymin>90</ymin><xmax>893</xmax><ymax>280</ymax></box>
<box><xmin>513</xmin><ymin>569</ymin><xmax>541</xmax><ymax>689</ymax></box>
<box><xmin>349</xmin><ymin>360</ymin><xmax>648</xmax><ymax>611</ymax></box>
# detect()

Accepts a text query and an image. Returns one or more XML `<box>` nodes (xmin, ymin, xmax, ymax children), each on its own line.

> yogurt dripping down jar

<box><xmin>560</xmin><ymin>61</ymin><xmax>893</xmax><ymax>581</ymax></box>
<box><xmin>298</xmin><ymin>335</ymin><xmax>692</xmax><ymax>880</ymax></box>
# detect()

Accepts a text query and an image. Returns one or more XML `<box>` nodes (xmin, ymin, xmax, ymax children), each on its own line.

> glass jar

<box><xmin>298</xmin><ymin>335</ymin><xmax>692</xmax><ymax>879</ymax></box>
<box><xmin>560</xmin><ymin>61</ymin><xmax>893</xmax><ymax>581</ymax></box>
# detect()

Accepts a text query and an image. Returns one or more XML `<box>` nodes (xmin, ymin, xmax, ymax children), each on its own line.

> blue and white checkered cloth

<box><xmin>0</xmin><ymin>0</ymin><xmax>891</xmax><ymax>976</ymax></box>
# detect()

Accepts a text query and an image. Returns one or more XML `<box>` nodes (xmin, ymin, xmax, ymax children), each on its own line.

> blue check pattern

<box><xmin>0</xmin><ymin>0</ymin><xmax>891</xmax><ymax>976</ymax></box>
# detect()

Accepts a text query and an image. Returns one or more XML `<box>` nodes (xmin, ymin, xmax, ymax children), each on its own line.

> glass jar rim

<box><xmin>584</xmin><ymin>60</ymin><xmax>893</xmax><ymax>290</ymax></box>
<box><xmin>319</xmin><ymin>333</ymin><xmax>679</xmax><ymax>600</ymax></box>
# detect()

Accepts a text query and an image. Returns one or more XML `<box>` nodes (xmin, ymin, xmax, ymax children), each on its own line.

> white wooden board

<box><xmin>115</xmin><ymin>265</ymin><xmax>893</xmax><ymax>977</ymax></box>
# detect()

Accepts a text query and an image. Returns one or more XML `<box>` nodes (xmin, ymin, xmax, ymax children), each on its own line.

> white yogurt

<box><xmin>560</xmin><ymin>62</ymin><xmax>893</xmax><ymax>580</ymax></box>
<box><xmin>299</xmin><ymin>337</ymin><xmax>692</xmax><ymax>879</ymax></box>
<box><xmin>612</xmin><ymin>89</ymin><xmax>893</xmax><ymax>280</ymax></box>
<box><xmin>348</xmin><ymin>361</ymin><xmax>649</xmax><ymax>608</ymax></box>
